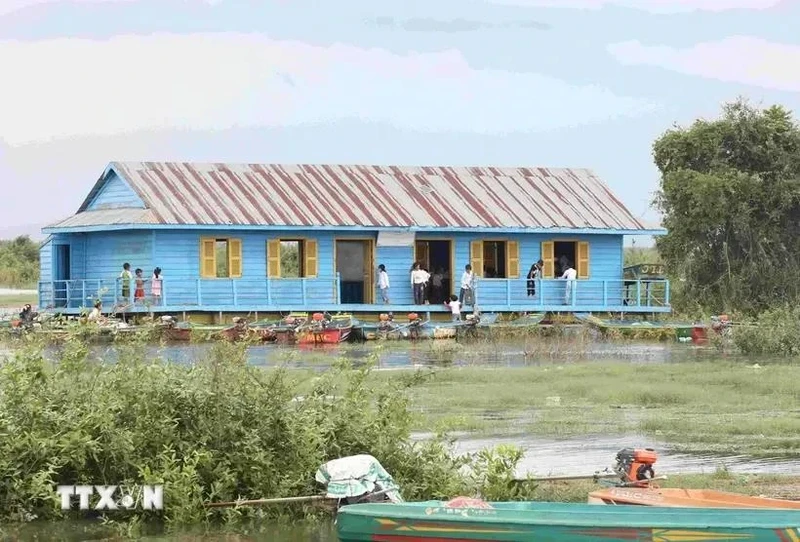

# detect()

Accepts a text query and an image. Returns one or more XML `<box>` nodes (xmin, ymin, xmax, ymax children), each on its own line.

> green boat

<box><xmin>574</xmin><ymin>313</ymin><xmax>707</xmax><ymax>342</ymax></box>
<box><xmin>336</xmin><ymin>500</ymin><xmax>800</xmax><ymax>541</ymax></box>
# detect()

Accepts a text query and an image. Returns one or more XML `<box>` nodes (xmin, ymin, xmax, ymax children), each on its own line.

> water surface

<box><xmin>12</xmin><ymin>337</ymin><xmax>749</xmax><ymax>370</ymax></box>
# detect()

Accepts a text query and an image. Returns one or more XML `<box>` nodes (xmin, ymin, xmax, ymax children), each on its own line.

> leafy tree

<box><xmin>0</xmin><ymin>236</ymin><xmax>39</xmax><ymax>287</ymax></box>
<box><xmin>624</xmin><ymin>246</ymin><xmax>663</xmax><ymax>267</ymax></box>
<box><xmin>280</xmin><ymin>241</ymin><xmax>301</xmax><ymax>278</ymax></box>
<box><xmin>653</xmin><ymin>98</ymin><xmax>800</xmax><ymax>314</ymax></box>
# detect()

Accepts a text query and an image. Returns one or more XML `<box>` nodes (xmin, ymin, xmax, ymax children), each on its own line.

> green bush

<box><xmin>734</xmin><ymin>305</ymin><xmax>800</xmax><ymax>356</ymax></box>
<box><xmin>0</xmin><ymin>334</ymin><xmax>530</xmax><ymax>533</ymax></box>
<box><xmin>0</xmin><ymin>236</ymin><xmax>39</xmax><ymax>287</ymax></box>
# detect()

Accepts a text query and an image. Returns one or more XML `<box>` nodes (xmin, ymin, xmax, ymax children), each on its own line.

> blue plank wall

<box><xmin>76</xmin><ymin>231</ymin><xmax>152</xmax><ymax>308</ymax></box>
<box><xmin>45</xmin><ymin>229</ymin><xmax>626</xmax><ymax>309</ymax></box>
<box><xmin>152</xmin><ymin>230</ymin><xmax>349</xmax><ymax>307</ymax></box>
<box><xmin>381</xmin><ymin>232</ymin><xmax>624</xmax><ymax>306</ymax></box>
<box><xmin>39</xmin><ymin>237</ymin><xmax>53</xmax><ymax>283</ymax></box>
<box><xmin>85</xmin><ymin>172</ymin><xmax>144</xmax><ymax>210</ymax></box>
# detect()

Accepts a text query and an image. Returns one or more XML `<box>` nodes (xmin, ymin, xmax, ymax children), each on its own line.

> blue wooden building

<box><xmin>38</xmin><ymin>162</ymin><xmax>669</xmax><ymax>318</ymax></box>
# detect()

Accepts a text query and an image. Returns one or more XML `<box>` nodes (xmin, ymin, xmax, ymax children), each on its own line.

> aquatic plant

<box><xmin>391</xmin><ymin>361</ymin><xmax>800</xmax><ymax>457</ymax></box>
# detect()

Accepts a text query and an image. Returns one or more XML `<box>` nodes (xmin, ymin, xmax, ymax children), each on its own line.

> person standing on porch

<box><xmin>527</xmin><ymin>259</ymin><xmax>543</xmax><ymax>297</ymax></box>
<box><xmin>410</xmin><ymin>263</ymin><xmax>429</xmax><ymax>305</ymax></box>
<box><xmin>134</xmin><ymin>268</ymin><xmax>146</xmax><ymax>303</ymax></box>
<box><xmin>377</xmin><ymin>264</ymin><xmax>390</xmax><ymax>304</ymax></box>
<box><xmin>561</xmin><ymin>262</ymin><xmax>577</xmax><ymax>304</ymax></box>
<box><xmin>119</xmin><ymin>263</ymin><xmax>132</xmax><ymax>301</ymax></box>
<box><xmin>459</xmin><ymin>264</ymin><xmax>475</xmax><ymax>306</ymax></box>
<box><xmin>151</xmin><ymin>267</ymin><xmax>163</xmax><ymax>305</ymax></box>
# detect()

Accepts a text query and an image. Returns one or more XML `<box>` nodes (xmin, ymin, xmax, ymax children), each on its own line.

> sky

<box><xmin>0</xmin><ymin>0</ymin><xmax>797</xmax><ymax>242</ymax></box>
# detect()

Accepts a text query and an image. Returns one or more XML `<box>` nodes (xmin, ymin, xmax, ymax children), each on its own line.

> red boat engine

<box><xmin>378</xmin><ymin>313</ymin><xmax>395</xmax><ymax>332</ymax></box>
<box><xmin>615</xmin><ymin>448</ymin><xmax>657</xmax><ymax>485</ymax></box>
<box><xmin>310</xmin><ymin>312</ymin><xmax>327</xmax><ymax>332</ymax></box>
<box><xmin>407</xmin><ymin>312</ymin><xmax>422</xmax><ymax>339</ymax></box>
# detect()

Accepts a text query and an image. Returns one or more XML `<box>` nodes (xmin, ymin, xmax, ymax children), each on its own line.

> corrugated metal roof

<box><xmin>47</xmin><ymin>208</ymin><xmax>157</xmax><ymax>229</ymax></box>
<box><xmin>71</xmin><ymin>161</ymin><xmax>650</xmax><ymax>230</ymax></box>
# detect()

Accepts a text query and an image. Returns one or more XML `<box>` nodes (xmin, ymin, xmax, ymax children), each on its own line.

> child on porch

<box><xmin>151</xmin><ymin>267</ymin><xmax>163</xmax><ymax>305</ymax></box>
<box><xmin>119</xmin><ymin>263</ymin><xmax>132</xmax><ymax>302</ymax></box>
<box><xmin>134</xmin><ymin>268</ymin><xmax>146</xmax><ymax>303</ymax></box>
<box><xmin>445</xmin><ymin>294</ymin><xmax>462</xmax><ymax>322</ymax></box>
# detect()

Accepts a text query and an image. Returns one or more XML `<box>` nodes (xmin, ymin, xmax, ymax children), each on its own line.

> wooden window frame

<box><xmin>200</xmin><ymin>237</ymin><xmax>242</xmax><ymax>279</ymax></box>
<box><xmin>541</xmin><ymin>240</ymin><xmax>589</xmax><ymax>279</ymax></box>
<box><xmin>469</xmin><ymin>239</ymin><xmax>520</xmax><ymax>279</ymax></box>
<box><xmin>267</xmin><ymin>238</ymin><xmax>318</xmax><ymax>278</ymax></box>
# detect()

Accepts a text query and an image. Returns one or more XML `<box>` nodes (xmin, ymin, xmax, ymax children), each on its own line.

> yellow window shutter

<box><xmin>507</xmin><ymin>240</ymin><xmax>520</xmax><ymax>278</ymax></box>
<box><xmin>200</xmin><ymin>238</ymin><xmax>216</xmax><ymax>278</ymax></box>
<box><xmin>228</xmin><ymin>239</ymin><xmax>242</xmax><ymax>278</ymax></box>
<box><xmin>414</xmin><ymin>241</ymin><xmax>429</xmax><ymax>269</ymax></box>
<box><xmin>304</xmin><ymin>239</ymin><xmax>318</xmax><ymax>278</ymax></box>
<box><xmin>267</xmin><ymin>239</ymin><xmax>281</xmax><ymax>277</ymax></box>
<box><xmin>470</xmin><ymin>240</ymin><xmax>484</xmax><ymax>277</ymax></box>
<box><xmin>541</xmin><ymin>241</ymin><xmax>555</xmax><ymax>278</ymax></box>
<box><xmin>577</xmin><ymin>241</ymin><xmax>589</xmax><ymax>279</ymax></box>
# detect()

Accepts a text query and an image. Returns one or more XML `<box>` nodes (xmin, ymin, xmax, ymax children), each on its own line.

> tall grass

<box><xmin>381</xmin><ymin>361</ymin><xmax>800</xmax><ymax>456</ymax></box>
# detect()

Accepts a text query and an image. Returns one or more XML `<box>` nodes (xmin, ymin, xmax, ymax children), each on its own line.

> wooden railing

<box><xmin>37</xmin><ymin>277</ymin><xmax>670</xmax><ymax>311</ymax></box>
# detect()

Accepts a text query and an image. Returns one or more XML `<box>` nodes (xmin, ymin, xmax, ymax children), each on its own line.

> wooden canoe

<box><xmin>588</xmin><ymin>487</ymin><xmax>800</xmax><ymax>509</ymax></box>
<box><xmin>336</xmin><ymin>500</ymin><xmax>800</xmax><ymax>541</ymax></box>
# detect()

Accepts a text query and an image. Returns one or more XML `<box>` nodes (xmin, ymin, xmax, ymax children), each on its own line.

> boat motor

<box><xmin>407</xmin><ymin>312</ymin><xmax>423</xmax><ymax>339</ymax></box>
<box><xmin>310</xmin><ymin>312</ymin><xmax>327</xmax><ymax>333</ymax></box>
<box><xmin>378</xmin><ymin>313</ymin><xmax>395</xmax><ymax>332</ymax></box>
<box><xmin>614</xmin><ymin>448</ymin><xmax>657</xmax><ymax>484</ymax></box>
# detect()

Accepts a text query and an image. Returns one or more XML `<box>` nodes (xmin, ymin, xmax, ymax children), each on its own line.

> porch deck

<box><xmin>37</xmin><ymin>276</ymin><xmax>671</xmax><ymax>315</ymax></box>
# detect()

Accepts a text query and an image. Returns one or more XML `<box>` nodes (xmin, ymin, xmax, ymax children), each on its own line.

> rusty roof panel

<box><xmin>70</xmin><ymin>162</ymin><xmax>648</xmax><ymax>230</ymax></box>
<box><xmin>47</xmin><ymin>208</ymin><xmax>157</xmax><ymax>229</ymax></box>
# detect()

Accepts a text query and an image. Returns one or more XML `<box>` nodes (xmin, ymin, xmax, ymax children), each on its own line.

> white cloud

<box><xmin>0</xmin><ymin>0</ymin><xmax>132</xmax><ymax>16</ymax></box>
<box><xmin>0</xmin><ymin>0</ymin><xmax>223</xmax><ymax>16</ymax></box>
<box><xmin>608</xmin><ymin>36</ymin><xmax>800</xmax><ymax>92</ymax></box>
<box><xmin>487</xmin><ymin>0</ymin><xmax>781</xmax><ymax>13</ymax></box>
<box><xmin>0</xmin><ymin>32</ymin><xmax>657</xmax><ymax>146</ymax></box>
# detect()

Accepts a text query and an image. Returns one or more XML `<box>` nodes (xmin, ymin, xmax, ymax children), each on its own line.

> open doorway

<box><xmin>336</xmin><ymin>240</ymin><xmax>374</xmax><ymax>304</ymax></box>
<box><xmin>554</xmin><ymin>241</ymin><xmax>577</xmax><ymax>277</ymax></box>
<box><xmin>415</xmin><ymin>240</ymin><xmax>453</xmax><ymax>304</ymax></box>
<box><xmin>54</xmin><ymin>244</ymin><xmax>70</xmax><ymax>308</ymax></box>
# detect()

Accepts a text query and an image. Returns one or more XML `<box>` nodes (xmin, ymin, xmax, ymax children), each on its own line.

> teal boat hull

<box><xmin>336</xmin><ymin>500</ymin><xmax>800</xmax><ymax>541</ymax></box>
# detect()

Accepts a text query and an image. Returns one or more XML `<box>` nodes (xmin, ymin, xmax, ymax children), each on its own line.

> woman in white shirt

<box><xmin>377</xmin><ymin>264</ymin><xmax>390</xmax><ymax>304</ymax></box>
<box><xmin>410</xmin><ymin>262</ymin><xmax>430</xmax><ymax>305</ymax></box>
<box><xmin>561</xmin><ymin>263</ymin><xmax>577</xmax><ymax>304</ymax></box>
